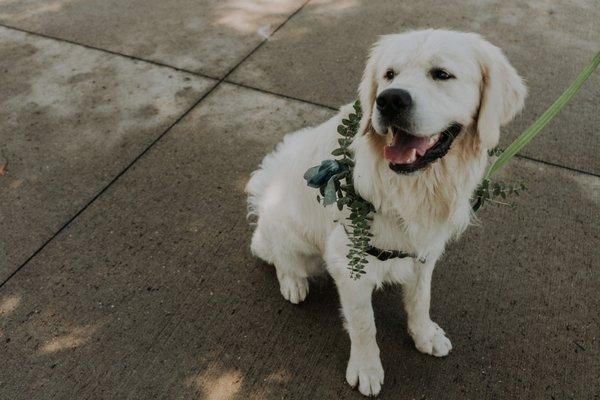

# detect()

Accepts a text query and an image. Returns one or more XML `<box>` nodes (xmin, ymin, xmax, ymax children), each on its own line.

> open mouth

<box><xmin>383</xmin><ymin>123</ymin><xmax>462</xmax><ymax>174</ymax></box>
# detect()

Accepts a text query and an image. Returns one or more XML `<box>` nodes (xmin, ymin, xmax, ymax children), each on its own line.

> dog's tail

<box><xmin>245</xmin><ymin>141</ymin><xmax>285</xmax><ymax>225</ymax></box>
<box><xmin>245</xmin><ymin>167</ymin><xmax>266</xmax><ymax>226</ymax></box>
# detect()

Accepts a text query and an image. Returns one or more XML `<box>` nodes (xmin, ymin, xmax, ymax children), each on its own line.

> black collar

<box><xmin>341</xmin><ymin>224</ymin><xmax>426</xmax><ymax>263</ymax></box>
<box><xmin>366</xmin><ymin>245</ymin><xmax>413</xmax><ymax>261</ymax></box>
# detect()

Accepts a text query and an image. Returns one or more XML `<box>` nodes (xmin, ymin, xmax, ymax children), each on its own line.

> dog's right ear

<box><xmin>357</xmin><ymin>41</ymin><xmax>380</xmax><ymax>136</ymax></box>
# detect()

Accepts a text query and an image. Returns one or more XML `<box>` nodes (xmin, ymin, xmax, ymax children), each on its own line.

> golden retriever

<box><xmin>246</xmin><ymin>29</ymin><xmax>526</xmax><ymax>396</ymax></box>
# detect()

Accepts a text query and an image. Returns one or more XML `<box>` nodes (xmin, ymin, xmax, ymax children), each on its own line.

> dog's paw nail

<box><xmin>346</xmin><ymin>357</ymin><xmax>384</xmax><ymax>397</ymax></box>
<box><xmin>413</xmin><ymin>322</ymin><xmax>452</xmax><ymax>357</ymax></box>
<box><xmin>432</xmin><ymin>332</ymin><xmax>452</xmax><ymax>357</ymax></box>
<box><xmin>278</xmin><ymin>274</ymin><xmax>309</xmax><ymax>304</ymax></box>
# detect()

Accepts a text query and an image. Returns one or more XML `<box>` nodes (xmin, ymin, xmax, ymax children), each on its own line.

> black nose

<box><xmin>376</xmin><ymin>89</ymin><xmax>413</xmax><ymax>117</ymax></box>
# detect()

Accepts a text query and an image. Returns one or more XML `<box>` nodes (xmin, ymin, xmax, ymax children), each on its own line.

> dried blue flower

<box><xmin>303</xmin><ymin>159</ymin><xmax>347</xmax><ymax>189</ymax></box>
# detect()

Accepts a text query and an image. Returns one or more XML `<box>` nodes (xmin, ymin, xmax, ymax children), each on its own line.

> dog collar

<box><xmin>366</xmin><ymin>245</ymin><xmax>427</xmax><ymax>263</ymax></box>
<box><xmin>338</xmin><ymin>223</ymin><xmax>426</xmax><ymax>264</ymax></box>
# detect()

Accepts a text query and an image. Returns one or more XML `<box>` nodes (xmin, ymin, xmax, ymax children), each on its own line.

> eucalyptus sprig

<box><xmin>471</xmin><ymin>147</ymin><xmax>527</xmax><ymax>212</ymax></box>
<box><xmin>304</xmin><ymin>101</ymin><xmax>375</xmax><ymax>279</ymax></box>
<box><xmin>487</xmin><ymin>147</ymin><xmax>505</xmax><ymax>157</ymax></box>
<box><xmin>472</xmin><ymin>176</ymin><xmax>526</xmax><ymax>211</ymax></box>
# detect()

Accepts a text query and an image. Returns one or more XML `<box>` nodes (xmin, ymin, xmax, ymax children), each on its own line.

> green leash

<box><xmin>305</xmin><ymin>52</ymin><xmax>599</xmax><ymax>279</ymax></box>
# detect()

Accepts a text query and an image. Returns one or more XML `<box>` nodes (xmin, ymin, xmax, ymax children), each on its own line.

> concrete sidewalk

<box><xmin>0</xmin><ymin>1</ymin><xmax>598</xmax><ymax>399</ymax></box>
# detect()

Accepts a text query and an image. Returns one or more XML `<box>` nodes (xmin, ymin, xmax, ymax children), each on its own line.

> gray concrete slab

<box><xmin>230</xmin><ymin>0</ymin><xmax>600</xmax><ymax>175</ymax></box>
<box><xmin>0</xmin><ymin>27</ymin><xmax>214</xmax><ymax>282</ymax></box>
<box><xmin>0</xmin><ymin>0</ymin><xmax>306</xmax><ymax>78</ymax></box>
<box><xmin>1</xmin><ymin>84</ymin><xmax>598</xmax><ymax>399</ymax></box>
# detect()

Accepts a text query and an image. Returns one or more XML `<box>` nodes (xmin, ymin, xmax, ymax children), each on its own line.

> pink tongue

<box><xmin>384</xmin><ymin>134</ymin><xmax>433</xmax><ymax>164</ymax></box>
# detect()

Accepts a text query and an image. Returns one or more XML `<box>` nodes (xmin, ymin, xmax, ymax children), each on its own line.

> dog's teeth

<box><xmin>386</xmin><ymin>129</ymin><xmax>394</xmax><ymax>145</ymax></box>
<box><xmin>429</xmin><ymin>134</ymin><xmax>440</xmax><ymax>145</ymax></box>
<box><xmin>408</xmin><ymin>148</ymin><xmax>417</xmax><ymax>163</ymax></box>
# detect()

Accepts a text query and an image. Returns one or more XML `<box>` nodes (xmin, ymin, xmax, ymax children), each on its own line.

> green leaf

<box><xmin>323</xmin><ymin>176</ymin><xmax>338</xmax><ymax>205</ymax></box>
<box><xmin>487</xmin><ymin>147</ymin><xmax>504</xmax><ymax>157</ymax></box>
<box><xmin>338</xmin><ymin>158</ymin><xmax>355</xmax><ymax>167</ymax></box>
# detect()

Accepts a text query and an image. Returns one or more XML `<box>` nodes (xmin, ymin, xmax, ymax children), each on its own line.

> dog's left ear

<box><xmin>476</xmin><ymin>39</ymin><xmax>527</xmax><ymax>149</ymax></box>
<box><xmin>357</xmin><ymin>41</ymin><xmax>381</xmax><ymax>136</ymax></box>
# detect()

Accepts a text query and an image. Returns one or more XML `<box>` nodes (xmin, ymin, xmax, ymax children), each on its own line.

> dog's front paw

<box><xmin>409</xmin><ymin>320</ymin><xmax>452</xmax><ymax>357</ymax></box>
<box><xmin>277</xmin><ymin>273</ymin><xmax>309</xmax><ymax>304</ymax></box>
<box><xmin>346</xmin><ymin>351</ymin><xmax>384</xmax><ymax>397</ymax></box>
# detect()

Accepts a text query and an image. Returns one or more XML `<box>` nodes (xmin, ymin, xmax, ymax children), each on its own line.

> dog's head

<box><xmin>358</xmin><ymin>29</ymin><xmax>526</xmax><ymax>174</ymax></box>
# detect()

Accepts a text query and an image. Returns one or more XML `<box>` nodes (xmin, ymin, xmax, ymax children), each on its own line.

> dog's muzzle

<box><xmin>385</xmin><ymin>123</ymin><xmax>463</xmax><ymax>174</ymax></box>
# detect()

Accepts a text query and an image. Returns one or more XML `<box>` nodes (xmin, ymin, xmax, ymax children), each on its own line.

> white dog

<box><xmin>246</xmin><ymin>29</ymin><xmax>526</xmax><ymax>396</ymax></box>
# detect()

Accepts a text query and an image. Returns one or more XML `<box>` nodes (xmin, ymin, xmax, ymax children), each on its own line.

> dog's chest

<box><xmin>369</xmin><ymin>207</ymin><xmax>457</xmax><ymax>260</ymax></box>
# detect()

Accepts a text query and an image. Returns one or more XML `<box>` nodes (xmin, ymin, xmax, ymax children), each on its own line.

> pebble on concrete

<box><xmin>0</xmin><ymin>155</ymin><xmax>7</xmax><ymax>176</ymax></box>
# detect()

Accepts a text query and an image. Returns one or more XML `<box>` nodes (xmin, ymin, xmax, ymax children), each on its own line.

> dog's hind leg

<box><xmin>251</xmin><ymin>221</ymin><xmax>322</xmax><ymax>304</ymax></box>
<box><xmin>273</xmin><ymin>252</ymin><xmax>319</xmax><ymax>304</ymax></box>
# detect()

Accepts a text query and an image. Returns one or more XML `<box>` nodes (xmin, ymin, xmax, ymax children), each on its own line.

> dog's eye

<box><xmin>384</xmin><ymin>69</ymin><xmax>395</xmax><ymax>80</ymax></box>
<box><xmin>430</xmin><ymin>68</ymin><xmax>455</xmax><ymax>81</ymax></box>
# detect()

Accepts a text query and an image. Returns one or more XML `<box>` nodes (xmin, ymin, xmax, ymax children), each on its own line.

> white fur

<box><xmin>246</xmin><ymin>29</ymin><xmax>526</xmax><ymax>397</ymax></box>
